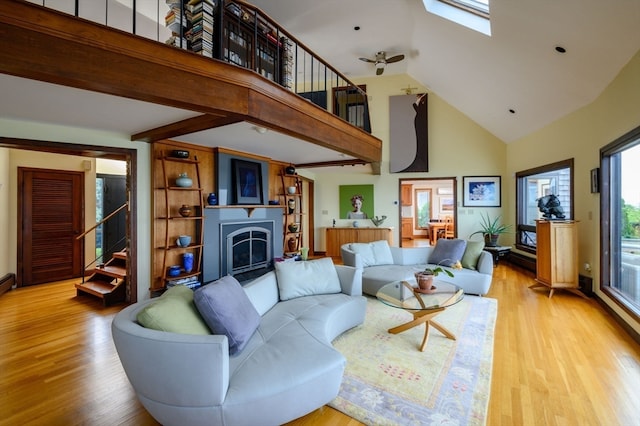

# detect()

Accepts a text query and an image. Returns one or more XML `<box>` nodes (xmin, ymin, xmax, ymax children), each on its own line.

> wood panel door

<box><xmin>18</xmin><ymin>168</ymin><xmax>84</xmax><ymax>286</ymax></box>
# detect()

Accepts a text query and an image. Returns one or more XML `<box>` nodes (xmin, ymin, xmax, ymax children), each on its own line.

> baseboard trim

<box><xmin>508</xmin><ymin>251</ymin><xmax>536</xmax><ymax>273</ymax></box>
<box><xmin>0</xmin><ymin>273</ymin><xmax>16</xmax><ymax>297</ymax></box>
<box><xmin>595</xmin><ymin>295</ymin><xmax>640</xmax><ymax>346</ymax></box>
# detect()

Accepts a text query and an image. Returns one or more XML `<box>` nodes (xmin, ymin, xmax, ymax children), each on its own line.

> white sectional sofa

<box><xmin>111</xmin><ymin>258</ymin><xmax>366</xmax><ymax>426</ymax></box>
<box><xmin>341</xmin><ymin>239</ymin><xmax>494</xmax><ymax>296</ymax></box>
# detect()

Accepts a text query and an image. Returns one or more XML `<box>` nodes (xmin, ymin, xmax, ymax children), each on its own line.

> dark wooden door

<box><xmin>99</xmin><ymin>174</ymin><xmax>127</xmax><ymax>263</ymax></box>
<box><xmin>18</xmin><ymin>168</ymin><xmax>84</xmax><ymax>286</ymax></box>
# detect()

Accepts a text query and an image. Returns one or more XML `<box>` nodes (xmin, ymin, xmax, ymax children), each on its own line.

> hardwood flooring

<box><xmin>1</xmin><ymin>265</ymin><xmax>638</xmax><ymax>425</ymax></box>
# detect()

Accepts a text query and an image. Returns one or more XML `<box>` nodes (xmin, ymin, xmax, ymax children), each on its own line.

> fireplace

<box><xmin>203</xmin><ymin>207</ymin><xmax>283</xmax><ymax>283</ymax></box>
<box><xmin>225</xmin><ymin>224</ymin><xmax>272</xmax><ymax>275</ymax></box>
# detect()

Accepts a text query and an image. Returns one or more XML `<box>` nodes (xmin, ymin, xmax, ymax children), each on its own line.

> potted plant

<box><xmin>470</xmin><ymin>213</ymin><xmax>511</xmax><ymax>247</ymax></box>
<box><xmin>414</xmin><ymin>261</ymin><xmax>461</xmax><ymax>293</ymax></box>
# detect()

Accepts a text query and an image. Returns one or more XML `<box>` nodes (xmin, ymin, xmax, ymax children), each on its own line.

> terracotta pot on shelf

<box><xmin>179</xmin><ymin>204</ymin><xmax>192</xmax><ymax>217</ymax></box>
<box><xmin>287</xmin><ymin>237</ymin><xmax>297</xmax><ymax>252</ymax></box>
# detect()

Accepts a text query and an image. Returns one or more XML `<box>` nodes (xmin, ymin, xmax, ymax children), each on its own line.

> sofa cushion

<box><xmin>349</xmin><ymin>240</ymin><xmax>394</xmax><ymax>266</ymax></box>
<box><xmin>194</xmin><ymin>275</ymin><xmax>260</xmax><ymax>355</ymax></box>
<box><xmin>461</xmin><ymin>240</ymin><xmax>485</xmax><ymax>270</ymax></box>
<box><xmin>136</xmin><ymin>285</ymin><xmax>210</xmax><ymax>335</ymax></box>
<box><xmin>275</xmin><ymin>257</ymin><xmax>342</xmax><ymax>301</ymax></box>
<box><xmin>428</xmin><ymin>238</ymin><xmax>467</xmax><ymax>266</ymax></box>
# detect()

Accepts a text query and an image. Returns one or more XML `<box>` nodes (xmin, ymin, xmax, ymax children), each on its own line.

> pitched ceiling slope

<box><xmin>250</xmin><ymin>0</ymin><xmax>640</xmax><ymax>142</ymax></box>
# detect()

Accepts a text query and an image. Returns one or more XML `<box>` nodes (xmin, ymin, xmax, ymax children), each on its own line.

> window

<box><xmin>515</xmin><ymin>159</ymin><xmax>574</xmax><ymax>252</ymax></box>
<box><xmin>415</xmin><ymin>189</ymin><xmax>432</xmax><ymax>228</ymax></box>
<box><xmin>601</xmin><ymin>125</ymin><xmax>640</xmax><ymax>317</ymax></box>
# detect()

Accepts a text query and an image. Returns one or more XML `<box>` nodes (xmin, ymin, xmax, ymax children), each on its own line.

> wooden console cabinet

<box><xmin>326</xmin><ymin>227</ymin><xmax>393</xmax><ymax>257</ymax></box>
<box><xmin>530</xmin><ymin>220</ymin><xmax>586</xmax><ymax>299</ymax></box>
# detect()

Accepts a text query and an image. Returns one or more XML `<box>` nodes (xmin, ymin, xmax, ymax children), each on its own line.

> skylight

<box><xmin>423</xmin><ymin>0</ymin><xmax>491</xmax><ymax>36</ymax></box>
<box><xmin>441</xmin><ymin>0</ymin><xmax>490</xmax><ymax>19</ymax></box>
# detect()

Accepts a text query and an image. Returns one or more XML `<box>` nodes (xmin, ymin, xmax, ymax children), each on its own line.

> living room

<box><xmin>1</xmin><ymin>0</ymin><xmax>640</xmax><ymax>424</ymax></box>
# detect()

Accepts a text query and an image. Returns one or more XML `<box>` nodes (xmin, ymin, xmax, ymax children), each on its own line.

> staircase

<box><xmin>75</xmin><ymin>250</ymin><xmax>127</xmax><ymax>306</ymax></box>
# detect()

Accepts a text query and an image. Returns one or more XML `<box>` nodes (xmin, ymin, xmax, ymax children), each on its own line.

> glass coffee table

<box><xmin>376</xmin><ymin>280</ymin><xmax>464</xmax><ymax>351</ymax></box>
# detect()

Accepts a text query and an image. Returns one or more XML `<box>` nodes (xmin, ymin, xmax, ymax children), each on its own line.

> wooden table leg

<box><xmin>388</xmin><ymin>307</ymin><xmax>458</xmax><ymax>351</ymax></box>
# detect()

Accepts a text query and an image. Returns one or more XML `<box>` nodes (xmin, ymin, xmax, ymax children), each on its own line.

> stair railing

<box><xmin>76</xmin><ymin>202</ymin><xmax>128</xmax><ymax>283</ymax></box>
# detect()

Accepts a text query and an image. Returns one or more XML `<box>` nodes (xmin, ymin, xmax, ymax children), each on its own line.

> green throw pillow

<box><xmin>461</xmin><ymin>240</ymin><xmax>485</xmax><ymax>270</ymax></box>
<box><xmin>137</xmin><ymin>285</ymin><xmax>211</xmax><ymax>335</ymax></box>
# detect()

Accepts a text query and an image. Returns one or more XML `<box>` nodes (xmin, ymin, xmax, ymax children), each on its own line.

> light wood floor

<box><xmin>1</xmin><ymin>262</ymin><xmax>639</xmax><ymax>425</ymax></box>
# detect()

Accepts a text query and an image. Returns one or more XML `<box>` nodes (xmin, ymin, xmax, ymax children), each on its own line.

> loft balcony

<box><xmin>2</xmin><ymin>0</ymin><xmax>382</xmax><ymax>169</ymax></box>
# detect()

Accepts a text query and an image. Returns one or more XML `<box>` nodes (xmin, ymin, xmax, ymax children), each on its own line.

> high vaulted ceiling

<box><xmin>251</xmin><ymin>0</ymin><xmax>640</xmax><ymax>143</ymax></box>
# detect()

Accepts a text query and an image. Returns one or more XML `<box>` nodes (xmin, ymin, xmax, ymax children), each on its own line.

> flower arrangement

<box><xmin>422</xmin><ymin>260</ymin><xmax>462</xmax><ymax>277</ymax></box>
<box><xmin>415</xmin><ymin>260</ymin><xmax>462</xmax><ymax>293</ymax></box>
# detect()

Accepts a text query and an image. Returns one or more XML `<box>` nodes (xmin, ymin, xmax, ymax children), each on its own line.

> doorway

<box><xmin>398</xmin><ymin>177</ymin><xmax>457</xmax><ymax>246</ymax></box>
<box><xmin>97</xmin><ymin>173</ymin><xmax>127</xmax><ymax>263</ymax></box>
<box><xmin>1</xmin><ymin>137</ymin><xmax>138</xmax><ymax>303</ymax></box>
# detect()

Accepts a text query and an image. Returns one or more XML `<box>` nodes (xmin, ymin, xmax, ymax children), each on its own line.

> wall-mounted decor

<box><xmin>389</xmin><ymin>93</ymin><xmax>428</xmax><ymax>173</ymax></box>
<box><xmin>232</xmin><ymin>159</ymin><xmax>263</xmax><ymax>205</ymax></box>
<box><xmin>590</xmin><ymin>167</ymin><xmax>600</xmax><ymax>193</ymax></box>
<box><xmin>339</xmin><ymin>185</ymin><xmax>374</xmax><ymax>219</ymax></box>
<box><xmin>439</xmin><ymin>197</ymin><xmax>454</xmax><ymax>212</ymax></box>
<box><xmin>462</xmin><ymin>176</ymin><xmax>501</xmax><ymax>207</ymax></box>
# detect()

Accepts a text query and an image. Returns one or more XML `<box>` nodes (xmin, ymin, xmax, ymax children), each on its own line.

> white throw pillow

<box><xmin>350</xmin><ymin>240</ymin><xmax>394</xmax><ymax>267</ymax></box>
<box><xmin>275</xmin><ymin>257</ymin><xmax>342</xmax><ymax>301</ymax></box>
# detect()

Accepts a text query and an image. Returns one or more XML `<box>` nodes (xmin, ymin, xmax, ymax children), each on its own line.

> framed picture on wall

<box><xmin>232</xmin><ymin>159</ymin><xmax>263</xmax><ymax>205</ymax></box>
<box><xmin>439</xmin><ymin>197</ymin><xmax>454</xmax><ymax>213</ymax></box>
<box><xmin>462</xmin><ymin>176</ymin><xmax>501</xmax><ymax>207</ymax></box>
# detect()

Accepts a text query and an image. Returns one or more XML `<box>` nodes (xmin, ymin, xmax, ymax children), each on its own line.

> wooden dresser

<box><xmin>326</xmin><ymin>227</ymin><xmax>393</xmax><ymax>257</ymax></box>
<box><xmin>530</xmin><ymin>220</ymin><xmax>586</xmax><ymax>298</ymax></box>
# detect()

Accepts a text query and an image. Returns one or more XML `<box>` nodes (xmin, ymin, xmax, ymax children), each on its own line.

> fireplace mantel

<box><xmin>205</xmin><ymin>205</ymin><xmax>282</xmax><ymax>218</ymax></box>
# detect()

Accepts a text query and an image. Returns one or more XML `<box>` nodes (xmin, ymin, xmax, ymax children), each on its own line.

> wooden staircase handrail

<box><xmin>76</xmin><ymin>203</ymin><xmax>128</xmax><ymax>240</ymax></box>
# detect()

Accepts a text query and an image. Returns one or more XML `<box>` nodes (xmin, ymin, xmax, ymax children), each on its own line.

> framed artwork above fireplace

<box><xmin>232</xmin><ymin>159</ymin><xmax>263</xmax><ymax>205</ymax></box>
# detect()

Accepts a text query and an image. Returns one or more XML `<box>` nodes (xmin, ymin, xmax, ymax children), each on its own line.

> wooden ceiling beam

<box><xmin>132</xmin><ymin>114</ymin><xmax>245</xmax><ymax>143</ymax></box>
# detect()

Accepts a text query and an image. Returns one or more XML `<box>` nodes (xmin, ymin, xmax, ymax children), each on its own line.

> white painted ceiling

<box><xmin>2</xmin><ymin>0</ymin><xmax>639</xmax><ymax>166</ymax></box>
<box><xmin>250</xmin><ymin>0</ymin><xmax>640</xmax><ymax>142</ymax></box>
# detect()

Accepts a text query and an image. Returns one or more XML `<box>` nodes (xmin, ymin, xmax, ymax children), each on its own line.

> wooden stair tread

<box><xmin>75</xmin><ymin>280</ymin><xmax>120</xmax><ymax>296</ymax></box>
<box><xmin>111</xmin><ymin>251</ymin><xmax>127</xmax><ymax>260</ymax></box>
<box><xmin>95</xmin><ymin>265</ymin><xmax>126</xmax><ymax>279</ymax></box>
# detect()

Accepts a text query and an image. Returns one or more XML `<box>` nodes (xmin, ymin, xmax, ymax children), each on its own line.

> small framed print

<box><xmin>590</xmin><ymin>168</ymin><xmax>600</xmax><ymax>193</ymax></box>
<box><xmin>463</xmin><ymin>176</ymin><xmax>501</xmax><ymax>207</ymax></box>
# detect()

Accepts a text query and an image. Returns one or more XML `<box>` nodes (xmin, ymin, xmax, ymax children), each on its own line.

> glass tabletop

<box><xmin>376</xmin><ymin>280</ymin><xmax>464</xmax><ymax>311</ymax></box>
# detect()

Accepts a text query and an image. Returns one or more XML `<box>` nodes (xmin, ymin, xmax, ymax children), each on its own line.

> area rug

<box><xmin>329</xmin><ymin>295</ymin><xmax>497</xmax><ymax>426</ymax></box>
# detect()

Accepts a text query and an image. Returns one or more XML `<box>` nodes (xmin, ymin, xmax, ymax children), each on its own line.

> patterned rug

<box><xmin>329</xmin><ymin>295</ymin><xmax>497</xmax><ymax>426</ymax></box>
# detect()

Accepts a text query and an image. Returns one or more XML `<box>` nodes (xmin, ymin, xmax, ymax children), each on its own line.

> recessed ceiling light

<box><xmin>555</xmin><ymin>46</ymin><xmax>566</xmax><ymax>53</ymax></box>
<box><xmin>354</xmin><ymin>26</ymin><xmax>360</xmax><ymax>31</ymax></box>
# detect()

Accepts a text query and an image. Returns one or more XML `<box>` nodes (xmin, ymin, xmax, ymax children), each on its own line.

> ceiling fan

<box><xmin>359</xmin><ymin>51</ymin><xmax>405</xmax><ymax>75</ymax></box>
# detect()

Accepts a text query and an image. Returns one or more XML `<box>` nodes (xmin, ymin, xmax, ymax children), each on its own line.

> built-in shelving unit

<box><xmin>280</xmin><ymin>172</ymin><xmax>304</xmax><ymax>255</ymax></box>
<box><xmin>157</xmin><ymin>154</ymin><xmax>205</xmax><ymax>291</ymax></box>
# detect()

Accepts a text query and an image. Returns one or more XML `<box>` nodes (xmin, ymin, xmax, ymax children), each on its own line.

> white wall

<box><xmin>0</xmin><ymin>118</ymin><xmax>151</xmax><ymax>302</ymax></box>
<box><xmin>300</xmin><ymin>74</ymin><xmax>507</xmax><ymax>250</ymax></box>
<box><xmin>506</xmin><ymin>49</ymin><xmax>640</xmax><ymax>334</ymax></box>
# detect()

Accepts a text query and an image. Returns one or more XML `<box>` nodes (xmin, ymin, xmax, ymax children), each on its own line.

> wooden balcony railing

<box><xmin>30</xmin><ymin>0</ymin><xmax>371</xmax><ymax>133</ymax></box>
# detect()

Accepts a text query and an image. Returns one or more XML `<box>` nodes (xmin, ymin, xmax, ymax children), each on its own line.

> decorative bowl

<box><xmin>167</xmin><ymin>265</ymin><xmax>181</xmax><ymax>277</ymax></box>
<box><xmin>268</xmin><ymin>200</ymin><xmax>280</xmax><ymax>205</ymax></box>
<box><xmin>171</xmin><ymin>150</ymin><xmax>190</xmax><ymax>159</ymax></box>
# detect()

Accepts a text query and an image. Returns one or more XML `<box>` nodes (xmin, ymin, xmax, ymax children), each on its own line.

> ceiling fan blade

<box><xmin>359</xmin><ymin>57</ymin><xmax>375</xmax><ymax>63</ymax></box>
<box><xmin>376</xmin><ymin>67</ymin><xmax>384</xmax><ymax>76</ymax></box>
<box><xmin>385</xmin><ymin>54</ymin><xmax>405</xmax><ymax>64</ymax></box>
